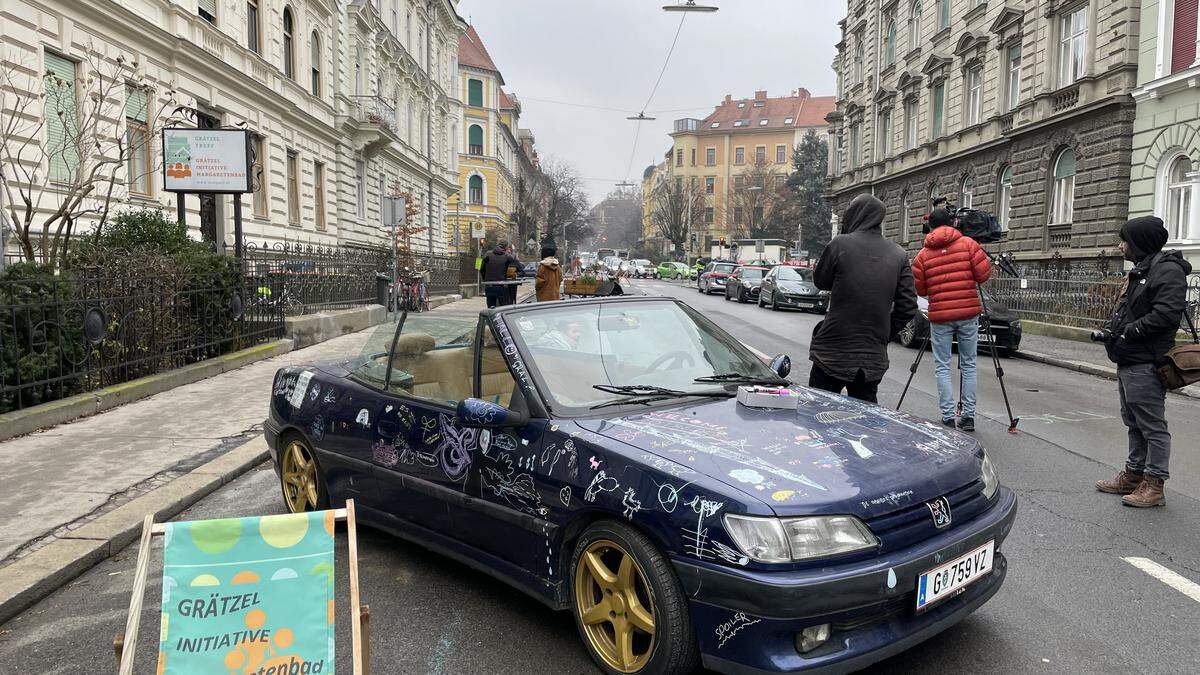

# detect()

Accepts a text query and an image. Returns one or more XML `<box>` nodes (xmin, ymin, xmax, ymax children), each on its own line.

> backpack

<box><xmin>1158</xmin><ymin>307</ymin><xmax>1200</xmax><ymax>390</ymax></box>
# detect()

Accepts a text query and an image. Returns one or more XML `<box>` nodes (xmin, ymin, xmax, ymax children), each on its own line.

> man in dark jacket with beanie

<box><xmin>1095</xmin><ymin>216</ymin><xmax>1192</xmax><ymax>508</ymax></box>
<box><xmin>480</xmin><ymin>241</ymin><xmax>517</xmax><ymax>308</ymax></box>
<box><xmin>809</xmin><ymin>194</ymin><xmax>918</xmax><ymax>403</ymax></box>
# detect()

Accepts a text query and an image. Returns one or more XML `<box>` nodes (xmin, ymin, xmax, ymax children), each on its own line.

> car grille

<box><xmin>831</xmin><ymin>593</ymin><xmax>913</xmax><ymax>632</ymax></box>
<box><xmin>864</xmin><ymin>480</ymin><xmax>988</xmax><ymax>553</ymax></box>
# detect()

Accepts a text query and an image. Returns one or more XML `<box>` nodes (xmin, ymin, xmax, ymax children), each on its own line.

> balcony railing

<box><xmin>350</xmin><ymin>95</ymin><xmax>398</xmax><ymax>135</ymax></box>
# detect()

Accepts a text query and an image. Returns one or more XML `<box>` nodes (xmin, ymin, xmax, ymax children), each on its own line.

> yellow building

<box><xmin>641</xmin><ymin>159</ymin><xmax>669</xmax><ymax>256</ymax></box>
<box><xmin>665</xmin><ymin>89</ymin><xmax>835</xmax><ymax>252</ymax></box>
<box><xmin>447</xmin><ymin>25</ymin><xmax>522</xmax><ymax>251</ymax></box>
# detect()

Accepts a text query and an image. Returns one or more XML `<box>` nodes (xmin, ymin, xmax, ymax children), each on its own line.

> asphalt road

<box><xmin>4</xmin><ymin>279</ymin><xmax>1200</xmax><ymax>674</ymax></box>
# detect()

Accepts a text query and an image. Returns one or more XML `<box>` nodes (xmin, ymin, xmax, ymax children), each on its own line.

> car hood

<box><xmin>779</xmin><ymin>281</ymin><xmax>817</xmax><ymax>294</ymax></box>
<box><xmin>577</xmin><ymin>388</ymin><xmax>983</xmax><ymax>519</ymax></box>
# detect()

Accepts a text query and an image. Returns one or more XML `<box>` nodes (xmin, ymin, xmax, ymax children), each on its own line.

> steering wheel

<box><xmin>646</xmin><ymin>350</ymin><xmax>695</xmax><ymax>372</ymax></box>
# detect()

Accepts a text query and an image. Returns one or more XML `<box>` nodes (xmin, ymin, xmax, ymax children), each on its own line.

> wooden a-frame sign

<box><xmin>114</xmin><ymin>499</ymin><xmax>369</xmax><ymax>674</ymax></box>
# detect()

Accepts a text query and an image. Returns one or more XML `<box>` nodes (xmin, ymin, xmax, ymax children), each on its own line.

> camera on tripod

<box><xmin>930</xmin><ymin>196</ymin><xmax>1005</xmax><ymax>244</ymax></box>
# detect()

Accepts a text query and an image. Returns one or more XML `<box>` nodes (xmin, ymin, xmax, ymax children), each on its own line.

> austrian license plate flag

<box><xmin>159</xmin><ymin>511</ymin><xmax>336</xmax><ymax>674</ymax></box>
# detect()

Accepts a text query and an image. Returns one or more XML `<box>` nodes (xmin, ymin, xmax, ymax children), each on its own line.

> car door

<box><xmin>366</xmin><ymin>312</ymin><xmax>480</xmax><ymax>534</ymax></box>
<box><xmin>726</xmin><ymin>268</ymin><xmax>740</xmax><ymax>298</ymax></box>
<box><xmin>760</xmin><ymin>267</ymin><xmax>776</xmax><ymax>303</ymax></box>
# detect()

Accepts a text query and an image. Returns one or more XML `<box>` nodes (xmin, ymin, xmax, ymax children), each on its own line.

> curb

<box><xmin>0</xmin><ymin>340</ymin><xmax>294</xmax><ymax>443</ymax></box>
<box><xmin>0</xmin><ymin>435</ymin><xmax>271</xmax><ymax>626</ymax></box>
<box><xmin>1015</xmin><ymin>350</ymin><xmax>1200</xmax><ymax>400</ymax></box>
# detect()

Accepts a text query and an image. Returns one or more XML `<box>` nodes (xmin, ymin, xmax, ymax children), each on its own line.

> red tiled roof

<box><xmin>499</xmin><ymin>89</ymin><xmax>516</xmax><ymax>110</ymax></box>
<box><xmin>459</xmin><ymin>25</ymin><xmax>502</xmax><ymax>79</ymax></box>
<box><xmin>697</xmin><ymin>89</ymin><xmax>836</xmax><ymax>133</ymax></box>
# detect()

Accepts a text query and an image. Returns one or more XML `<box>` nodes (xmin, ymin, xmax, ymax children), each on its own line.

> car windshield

<box><xmin>634</xmin><ymin>259</ymin><xmax>651</xmax><ymax>266</ymax></box>
<box><xmin>776</xmin><ymin>266</ymin><xmax>813</xmax><ymax>281</ymax></box>
<box><xmin>713</xmin><ymin>263</ymin><xmax>737</xmax><ymax>274</ymax></box>
<box><xmin>505</xmin><ymin>300</ymin><xmax>776</xmax><ymax>410</ymax></box>
<box><xmin>739</xmin><ymin>268</ymin><xmax>764</xmax><ymax>279</ymax></box>
<box><xmin>348</xmin><ymin>312</ymin><xmax>477</xmax><ymax>391</ymax></box>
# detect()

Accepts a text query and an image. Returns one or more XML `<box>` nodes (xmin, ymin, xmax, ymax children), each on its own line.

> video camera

<box><xmin>929</xmin><ymin>196</ymin><xmax>1005</xmax><ymax>244</ymax></box>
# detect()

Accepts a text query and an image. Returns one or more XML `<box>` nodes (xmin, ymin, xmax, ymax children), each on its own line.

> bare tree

<box><xmin>540</xmin><ymin>157</ymin><xmax>591</xmax><ymax>249</ymax></box>
<box><xmin>594</xmin><ymin>187</ymin><xmax>643</xmax><ymax>250</ymax></box>
<box><xmin>727</xmin><ymin>158</ymin><xmax>793</xmax><ymax>240</ymax></box>
<box><xmin>514</xmin><ymin>174</ymin><xmax>546</xmax><ymax>250</ymax></box>
<box><xmin>649</xmin><ymin>176</ymin><xmax>705</xmax><ymax>256</ymax></box>
<box><xmin>1</xmin><ymin>48</ymin><xmax>186</xmax><ymax>266</ymax></box>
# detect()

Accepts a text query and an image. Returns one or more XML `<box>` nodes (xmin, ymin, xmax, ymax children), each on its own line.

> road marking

<box><xmin>1122</xmin><ymin>557</ymin><xmax>1200</xmax><ymax>603</ymax></box>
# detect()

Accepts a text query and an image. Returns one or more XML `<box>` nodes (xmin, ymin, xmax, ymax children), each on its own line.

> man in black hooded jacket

<box><xmin>809</xmin><ymin>194</ymin><xmax>918</xmax><ymax>403</ymax></box>
<box><xmin>1095</xmin><ymin>216</ymin><xmax>1191</xmax><ymax>508</ymax></box>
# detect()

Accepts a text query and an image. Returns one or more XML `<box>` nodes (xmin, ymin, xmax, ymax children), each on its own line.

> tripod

<box><xmin>896</xmin><ymin>286</ymin><xmax>1021</xmax><ymax>434</ymax></box>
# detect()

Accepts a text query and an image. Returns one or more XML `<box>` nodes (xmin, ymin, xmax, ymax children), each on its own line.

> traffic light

<box><xmin>719</xmin><ymin>236</ymin><xmax>726</xmax><ymax>247</ymax></box>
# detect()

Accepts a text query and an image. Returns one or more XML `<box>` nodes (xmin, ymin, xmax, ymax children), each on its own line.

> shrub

<box><xmin>0</xmin><ymin>263</ymin><xmax>85</xmax><ymax>412</ymax></box>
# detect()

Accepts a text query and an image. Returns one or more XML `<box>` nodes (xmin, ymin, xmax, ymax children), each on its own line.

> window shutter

<box><xmin>198</xmin><ymin>0</ymin><xmax>217</xmax><ymax>19</ymax></box>
<box><xmin>44</xmin><ymin>52</ymin><xmax>78</xmax><ymax>181</ymax></box>
<box><xmin>1173</xmin><ymin>0</ymin><xmax>1198</xmax><ymax>74</ymax></box>
<box><xmin>125</xmin><ymin>86</ymin><xmax>148</xmax><ymax>123</ymax></box>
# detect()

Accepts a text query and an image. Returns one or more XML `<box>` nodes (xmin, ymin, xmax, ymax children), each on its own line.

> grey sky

<box><xmin>455</xmin><ymin>0</ymin><xmax>842</xmax><ymax>204</ymax></box>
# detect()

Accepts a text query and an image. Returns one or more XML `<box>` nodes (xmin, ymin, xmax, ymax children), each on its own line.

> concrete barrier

<box><xmin>284</xmin><ymin>304</ymin><xmax>387</xmax><ymax>349</ymax></box>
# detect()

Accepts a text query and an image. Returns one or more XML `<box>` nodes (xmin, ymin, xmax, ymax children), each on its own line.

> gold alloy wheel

<box><xmin>574</xmin><ymin>540</ymin><xmax>657</xmax><ymax>673</ymax></box>
<box><xmin>280</xmin><ymin>440</ymin><xmax>319</xmax><ymax>513</ymax></box>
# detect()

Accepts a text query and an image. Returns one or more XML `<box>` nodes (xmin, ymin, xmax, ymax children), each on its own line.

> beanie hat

<box><xmin>1119</xmin><ymin>216</ymin><xmax>1168</xmax><ymax>260</ymax></box>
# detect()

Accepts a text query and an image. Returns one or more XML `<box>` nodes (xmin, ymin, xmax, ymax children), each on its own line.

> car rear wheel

<box><xmin>571</xmin><ymin>521</ymin><xmax>698</xmax><ymax>675</ymax></box>
<box><xmin>738</xmin><ymin>290</ymin><xmax>747</xmax><ymax>303</ymax></box>
<box><xmin>278</xmin><ymin>436</ymin><xmax>329</xmax><ymax>513</ymax></box>
<box><xmin>757</xmin><ymin>292</ymin><xmax>765</xmax><ymax>308</ymax></box>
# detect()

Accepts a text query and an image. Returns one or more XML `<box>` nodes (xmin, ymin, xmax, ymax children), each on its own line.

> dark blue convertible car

<box><xmin>264</xmin><ymin>296</ymin><xmax>1017</xmax><ymax>674</ymax></box>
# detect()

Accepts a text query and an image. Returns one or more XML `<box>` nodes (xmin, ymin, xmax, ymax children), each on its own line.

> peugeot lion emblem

<box><xmin>926</xmin><ymin>496</ymin><xmax>952</xmax><ymax>529</ymax></box>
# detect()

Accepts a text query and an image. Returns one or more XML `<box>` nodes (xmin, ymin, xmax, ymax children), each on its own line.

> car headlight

<box><xmin>724</xmin><ymin>514</ymin><xmax>879</xmax><ymax>563</ymax></box>
<box><xmin>981</xmin><ymin>453</ymin><xmax>999</xmax><ymax>500</ymax></box>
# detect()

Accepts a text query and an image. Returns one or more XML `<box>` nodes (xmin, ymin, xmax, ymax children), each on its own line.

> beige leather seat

<box><xmin>388</xmin><ymin>331</ymin><xmax>517</xmax><ymax>407</ymax></box>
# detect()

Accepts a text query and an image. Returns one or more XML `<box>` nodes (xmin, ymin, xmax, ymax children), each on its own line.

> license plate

<box><xmin>799</xmin><ymin>301</ymin><xmax>815</xmax><ymax>307</ymax></box>
<box><xmin>916</xmin><ymin>540</ymin><xmax>994</xmax><ymax>611</ymax></box>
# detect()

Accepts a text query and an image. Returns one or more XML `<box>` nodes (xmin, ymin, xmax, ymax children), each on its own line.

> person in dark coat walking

<box><xmin>808</xmin><ymin>194</ymin><xmax>918</xmax><ymax>403</ymax></box>
<box><xmin>1095</xmin><ymin>216</ymin><xmax>1192</xmax><ymax>508</ymax></box>
<box><xmin>480</xmin><ymin>241</ymin><xmax>517</xmax><ymax>308</ymax></box>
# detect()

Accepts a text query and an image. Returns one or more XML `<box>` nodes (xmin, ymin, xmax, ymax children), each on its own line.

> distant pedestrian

<box><xmin>809</xmin><ymin>194</ymin><xmax>917</xmax><ymax>403</ymax></box>
<box><xmin>480</xmin><ymin>240</ymin><xmax>517</xmax><ymax>308</ymax></box>
<box><xmin>506</xmin><ymin>245</ymin><xmax>520</xmax><ymax>305</ymax></box>
<box><xmin>1096</xmin><ymin>216</ymin><xmax>1192</xmax><ymax>507</ymax></box>
<box><xmin>911</xmin><ymin>208</ymin><xmax>993</xmax><ymax>431</ymax></box>
<box><xmin>536</xmin><ymin>246</ymin><xmax>563</xmax><ymax>302</ymax></box>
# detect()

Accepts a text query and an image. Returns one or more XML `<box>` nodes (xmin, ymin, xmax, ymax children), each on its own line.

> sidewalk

<box><xmin>0</xmin><ymin>295</ymin><xmax>494</xmax><ymax>569</ymax></box>
<box><xmin>1016</xmin><ymin>332</ymin><xmax>1200</xmax><ymax>399</ymax></box>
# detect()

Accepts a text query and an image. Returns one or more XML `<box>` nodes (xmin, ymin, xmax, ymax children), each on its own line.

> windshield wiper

<box><xmin>589</xmin><ymin>384</ymin><xmax>734</xmax><ymax>410</ymax></box>
<box><xmin>693</xmin><ymin>373</ymin><xmax>788</xmax><ymax>385</ymax></box>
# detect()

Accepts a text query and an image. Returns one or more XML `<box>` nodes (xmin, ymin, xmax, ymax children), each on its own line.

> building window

<box><xmin>468</xmin><ymin>78</ymin><xmax>483</xmax><ymax>107</ymax></box>
<box><xmin>252</xmin><ymin>134</ymin><xmax>267</xmax><ymax>218</ymax></box>
<box><xmin>937</xmin><ymin>0</ymin><xmax>950</xmax><ymax>30</ymax></box>
<box><xmin>1164</xmin><ymin>154</ymin><xmax>1194</xmax><ymax>240</ymax></box>
<box><xmin>909</xmin><ymin>0</ymin><xmax>922</xmax><ymax>51</ymax></box>
<box><xmin>283</xmin><ymin>7</ymin><xmax>295</xmax><ymax>80</ymax></box>
<box><xmin>1005</xmin><ymin>45</ymin><xmax>1021</xmax><ymax>111</ymax></box>
<box><xmin>286</xmin><ymin>149</ymin><xmax>300</xmax><ymax>225</ymax></box>
<box><xmin>849</xmin><ymin>123</ymin><xmax>861</xmax><ymax>169</ymax></box>
<box><xmin>44</xmin><ymin>52</ymin><xmax>78</xmax><ymax>183</ymax></box>
<box><xmin>776</xmin><ymin>144</ymin><xmax>787</xmax><ymax>164</ymax></box>
<box><xmin>468</xmin><ymin>124</ymin><xmax>483</xmax><ymax>155</ymax></box>
<box><xmin>884</xmin><ymin>19</ymin><xmax>897</xmax><ymax>66</ymax></box>
<box><xmin>734</xmin><ymin>175</ymin><xmax>745</xmax><ymax>190</ymax></box>
<box><xmin>901</xmin><ymin>191</ymin><xmax>912</xmax><ymax>241</ymax></box>
<box><xmin>310</xmin><ymin>32</ymin><xmax>321</xmax><ymax>97</ymax></box>
<box><xmin>735</xmin><ymin>147</ymin><xmax>745</xmax><ymax>165</ymax></box>
<box><xmin>676</xmin><ymin>148</ymin><xmax>684</xmax><ymax>167</ymax></box>
<box><xmin>904</xmin><ymin>97</ymin><xmax>918</xmax><ymax>150</ymax></box>
<box><xmin>1050</xmin><ymin>147</ymin><xmax>1076</xmax><ymax>225</ymax></box>
<box><xmin>733</xmin><ymin>206</ymin><xmax>744</xmax><ymax>224</ymax></box>
<box><xmin>706</xmin><ymin>147</ymin><xmax>716</xmax><ymax>165</ymax></box>
<box><xmin>998</xmin><ymin>165</ymin><xmax>1012</xmax><ymax>231</ymax></box>
<box><xmin>690</xmin><ymin>148</ymin><xmax>696</xmax><ymax>166</ymax></box>
<box><xmin>469</xmin><ymin>175</ymin><xmax>484</xmax><ymax>205</ymax></box>
<box><xmin>960</xmin><ymin>175</ymin><xmax>975</xmax><ymax>208</ymax></box>
<box><xmin>199</xmin><ymin>0</ymin><xmax>216</xmax><ymax>23</ymax></box>
<box><xmin>705</xmin><ymin>207</ymin><xmax>714</xmax><ymax>224</ymax></box>
<box><xmin>931</xmin><ymin>82</ymin><xmax>945</xmax><ymax>139</ymax></box>
<box><xmin>1172</xmin><ymin>0</ymin><xmax>1199</xmax><ymax>73</ymax></box>
<box><xmin>124</xmin><ymin>86</ymin><xmax>151</xmax><ymax>197</ymax></box>
<box><xmin>755</xmin><ymin>146</ymin><xmax>766</xmax><ymax>164</ymax></box>
<box><xmin>877</xmin><ymin>108</ymin><xmax>893</xmax><ymax>159</ymax></box>
<box><xmin>1059</xmin><ymin>6</ymin><xmax>1088</xmax><ymax>87</ymax></box>
<box><xmin>705</xmin><ymin>177</ymin><xmax>715</xmax><ymax>194</ymax></box>
<box><xmin>854</xmin><ymin>36</ymin><xmax>864</xmax><ymax>84</ymax></box>
<box><xmin>247</xmin><ymin>1</ymin><xmax>260</xmax><ymax>53</ymax></box>
<box><xmin>965</xmin><ymin>66</ymin><xmax>982</xmax><ymax>126</ymax></box>
<box><xmin>355</xmin><ymin>158</ymin><xmax>366</xmax><ymax>217</ymax></box>
<box><xmin>314</xmin><ymin>161</ymin><xmax>326</xmax><ymax>230</ymax></box>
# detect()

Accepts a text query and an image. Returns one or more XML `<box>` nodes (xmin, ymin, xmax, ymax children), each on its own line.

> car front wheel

<box><xmin>898</xmin><ymin>315</ymin><xmax>927</xmax><ymax>348</ymax></box>
<box><xmin>278</xmin><ymin>435</ymin><xmax>329</xmax><ymax>513</ymax></box>
<box><xmin>571</xmin><ymin>521</ymin><xmax>699</xmax><ymax>675</ymax></box>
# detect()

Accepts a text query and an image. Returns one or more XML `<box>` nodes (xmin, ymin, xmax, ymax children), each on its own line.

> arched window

<box><xmin>468</xmin><ymin>124</ymin><xmax>483</xmax><ymax>156</ymax></box>
<box><xmin>960</xmin><ymin>175</ymin><xmax>975</xmax><ymax>208</ymax></box>
<box><xmin>909</xmin><ymin>1</ymin><xmax>922</xmax><ymax>51</ymax></box>
<box><xmin>901</xmin><ymin>190</ymin><xmax>912</xmax><ymax>241</ymax></box>
<box><xmin>1164</xmin><ymin>154</ymin><xmax>1194</xmax><ymax>241</ymax></box>
<box><xmin>1050</xmin><ymin>147</ymin><xmax>1076</xmax><ymax>225</ymax></box>
<box><xmin>468</xmin><ymin>175</ymin><xmax>484</xmax><ymax>205</ymax></box>
<box><xmin>929</xmin><ymin>183</ymin><xmax>939</xmax><ymax>209</ymax></box>
<box><xmin>854</xmin><ymin>38</ymin><xmax>864</xmax><ymax>84</ymax></box>
<box><xmin>998</xmin><ymin>165</ymin><xmax>1013</xmax><ymax>231</ymax></box>
<box><xmin>283</xmin><ymin>7</ymin><xmax>295</xmax><ymax>80</ymax></box>
<box><xmin>309</xmin><ymin>32</ymin><xmax>321</xmax><ymax>96</ymax></box>
<box><xmin>354</xmin><ymin>46</ymin><xmax>363</xmax><ymax>96</ymax></box>
<box><xmin>884</xmin><ymin>19</ymin><xmax>897</xmax><ymax>66</ymax></box>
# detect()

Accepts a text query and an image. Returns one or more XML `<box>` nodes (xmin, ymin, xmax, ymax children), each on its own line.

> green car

<box><xmin>655</xmin><ymin>262</ymin><xmax>692</xmax><ymax>280</ymax></box>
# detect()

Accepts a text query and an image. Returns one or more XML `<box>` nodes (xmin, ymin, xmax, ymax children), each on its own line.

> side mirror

<box><xmin>456</xmin><ymin>398</ymin><xmax>529</xmax><ymax>429</ymax></box>
<box><xmin>769</xmin><ymin>354</ymin><xmax>792</xmax><ymax>379</ymax></box>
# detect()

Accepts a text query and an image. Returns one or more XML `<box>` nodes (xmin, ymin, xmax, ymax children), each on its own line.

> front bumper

<box><xmin>775</xmin><ymin>294</ymin><xmax>827</xmax><ymax>311</ymax></box>
<box><xmin>677</xmin><ymin>486</ymin><xmax>1017</xmax><ymax>673</ymax></box>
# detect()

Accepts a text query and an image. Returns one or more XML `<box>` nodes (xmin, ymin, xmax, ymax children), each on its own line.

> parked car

<box><xmin>897</xmin><ymin>291</ymin><xmax>1023</xmax><ymax>356</ymax></box>
<box><xmin>520</xmin><ymin>261</ymin><xmax>539</xmax><ymax>279</ymax></box>
<box><xmin>629</xmin><ymin>259</ymin><xmax>654</xmax><ymax>278</ymax></box>
<box><xmin>265</xmin><ymin>296</ymin><xmax>1015</xmax><ymax>675</ymax></box>
<box><xmin>656</xmin><ymin>261</ymin><xmax>691</xmax><ymax>280</ymax></box>
<box><xmin>698</xmin><ymin>261</ymin><xmax>739</xmax><ymax>295</ymax></box>
<box><xmin>723</xmin><ymin>265</ymin><xmax>769</xmax><ymax>303</ymax></box>
<box><xmin>758</xmin><ymin>264</ymin><xmax>830</xmax><ymax>312</ymax></box>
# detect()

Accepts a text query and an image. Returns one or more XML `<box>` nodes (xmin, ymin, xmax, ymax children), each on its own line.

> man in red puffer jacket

<box><xmin>911</xmin><ymin>208</ymin><xmax>993</xmax><ymax>431</ymax></box>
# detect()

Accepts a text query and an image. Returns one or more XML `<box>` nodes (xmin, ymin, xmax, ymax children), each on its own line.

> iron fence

<box><xmin>987</xmin><ymin>272</ymin><xmax>1200</xmax><ymax>331</ymax></box>
<box><xmin>239</xmin><ymin>241</ymin><xmax>391</xmax><ymax>316</ymax></box>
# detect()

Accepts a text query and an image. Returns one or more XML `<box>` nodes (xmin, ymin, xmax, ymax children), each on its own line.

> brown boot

<box><xmin>1123</xmin><ymin>475</ymin><xmax>1166</xmax><ymax>508</ymax></box>
<box><xmin>1096</xmin><ymin>470</ymin><xmax>1143</xmax><ymax>495</ymax></box>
